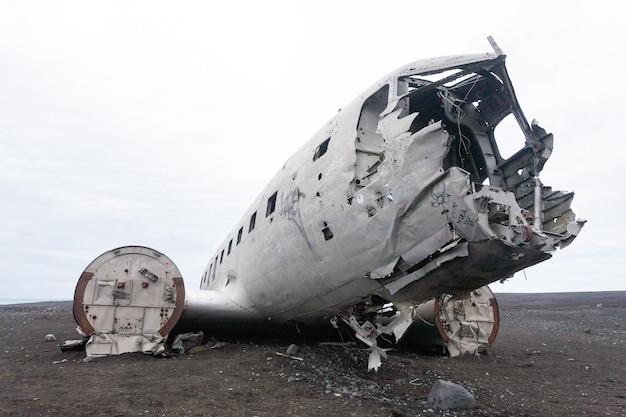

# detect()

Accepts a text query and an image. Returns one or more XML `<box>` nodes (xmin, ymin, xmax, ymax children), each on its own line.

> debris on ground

<box><xmin>170</xmin><ymin>331</ymin><xmax>204</xmax><ymax>355</ymax></box>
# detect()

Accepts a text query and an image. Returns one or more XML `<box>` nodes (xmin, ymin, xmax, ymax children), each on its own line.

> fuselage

<box><xmin>190</xmin><ymin>51</ymin><xmax>583</xmax><ymax>326</ymax></box>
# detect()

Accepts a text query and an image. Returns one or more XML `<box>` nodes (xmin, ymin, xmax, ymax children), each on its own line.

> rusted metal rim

<box><xmin>433</xmin><ymin>296</ymin><xmax>451</xmax><ymax>342</ymax></box>
<box><xmin>488</xmin><ymin>297</ymin><xmax>500</xmax><ymax>344</ymax></box>
<box><xmin>73</xmin><ymin>271</ymin><xmax>95</xmax><ymax>335</ymax></box>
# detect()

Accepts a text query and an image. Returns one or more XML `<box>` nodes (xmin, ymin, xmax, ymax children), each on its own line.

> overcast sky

<box><xmin>1</xmin><ymin>1</ymin><xmax>624</xmax><ymax>301</ymax></box>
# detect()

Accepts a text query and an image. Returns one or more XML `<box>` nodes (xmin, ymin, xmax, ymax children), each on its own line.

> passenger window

<box><xmin>266</xmin><ymin>192</ymin><xmax>277</xmax><ymax>217</ymax></box>
<box><xmin>249</xmin><ymin>211</ymin><xmax>257</xmax><ymax>232</ymax></box>
<box><xmin>227</xmin><ymin>240</ymin><xmax>233</xmax><ymax>255</ymax></box>
<box><xmin>313</xmin><ymin>138</ymin><xmax>330</xmax><ymax>161</ymax></box>
<box><xmin>237</xmin><ymin>227</ymin><xmax>243</xmax><ymax>244</ymax></box>
<box><xmin>220</xmin><ymin>249</ymin><xmax>224</xmax><ymax>263</ymax></box>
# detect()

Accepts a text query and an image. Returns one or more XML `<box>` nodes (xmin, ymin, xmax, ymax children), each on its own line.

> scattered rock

<box><xmin>286</xmin><ymin>344</ymin><xmax>299</xmax><ymax>355</ymax></box>
<box><xmin>44</xmin><ymin>334</ymin><xmax>56</xmax><ymax>342</ymax></box>
<box><xmin>188</xmin><ymin>345</ymin><xmax>207</xmax><ymax>354</ymax></box>
<box><xmin>425</xmin><ymin>379</ymin><xmax>476</xmax><ymax>410</ymax></box>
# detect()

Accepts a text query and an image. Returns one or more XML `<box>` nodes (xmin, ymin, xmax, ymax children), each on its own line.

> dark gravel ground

<box><xmin>1</xmin><ymin>292</ymin><xmax>625</xmax><ymax>417</ymax></box>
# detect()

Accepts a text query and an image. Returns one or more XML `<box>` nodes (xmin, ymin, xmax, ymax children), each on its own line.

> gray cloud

<box><xmin>1</xmin><ymin>1</ymin><xmax>623</xmax><ymax>300</ymax></box>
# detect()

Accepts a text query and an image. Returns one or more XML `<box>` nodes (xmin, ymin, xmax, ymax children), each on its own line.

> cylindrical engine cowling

<box><xmin>402</xmin><ymin>286</ymin><xmax>499</xmax><ymax>356</ymax></box>
<box><xmin>73</xmin><ymin>246</ymin><xmax>186</xmax><ymax>357</ymax></box>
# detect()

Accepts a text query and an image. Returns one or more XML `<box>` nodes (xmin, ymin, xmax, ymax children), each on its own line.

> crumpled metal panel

<box><xmin>198</xmin><ymin>48</ymin><xmax>582</xmax><ymax>333</ymax></box>
<box><xmin>85</xmin><ymin>333</ymin><xmax>166</xmax><ymax>357</ymax></box>
<box><xmin>384</xmin><ymin>242</ymin><xmax>469</xmax><ymax>296</ymax></box>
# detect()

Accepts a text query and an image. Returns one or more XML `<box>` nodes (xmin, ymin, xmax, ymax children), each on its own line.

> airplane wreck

<box><xmin>72</xmin><ymin>38</ymin><xmax>584</xmax><ymax>370</ymax></box>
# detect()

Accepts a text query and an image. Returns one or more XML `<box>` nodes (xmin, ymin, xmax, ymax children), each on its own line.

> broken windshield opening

<box><xmin>402</xmin><ymin>83</ymin><xmax>493</xmax><ymax>184</ymax></box>
<box><xmin>395</xmin><ymin>61</ymin><xmax>534</xmax><ymax>186</ymax></box>
<box><xmin>492</xmin><ymin>114</ymin><xmax>521</xmax><ymax>160</ymax></box>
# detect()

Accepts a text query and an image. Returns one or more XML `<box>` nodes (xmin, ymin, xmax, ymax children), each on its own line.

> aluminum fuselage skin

<box><xmin>185</xmin><ymin>51</ymin><xmax>583</xmax><ymax>327</ymax></box>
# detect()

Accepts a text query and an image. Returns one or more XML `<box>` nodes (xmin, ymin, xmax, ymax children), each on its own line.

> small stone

<box><xmin>426</xmin><ymin>379</ymin><xmax>476</xmax><ymax>410</ymax></box>
<box><xmin>286</xmin><ymin>344</ymin><xmax>299</xmax><ymax>355</ymax></box>
<box><xmin>44</xmin><ymin>334</ymin><xmax>56</xmax><ymax>342</ymax></box>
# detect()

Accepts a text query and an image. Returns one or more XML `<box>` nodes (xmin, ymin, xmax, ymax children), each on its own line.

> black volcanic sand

<box><xmin>1</xmin><ymin>292</ymin><xmax>625</xmax><ymax>416</ymax></box>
